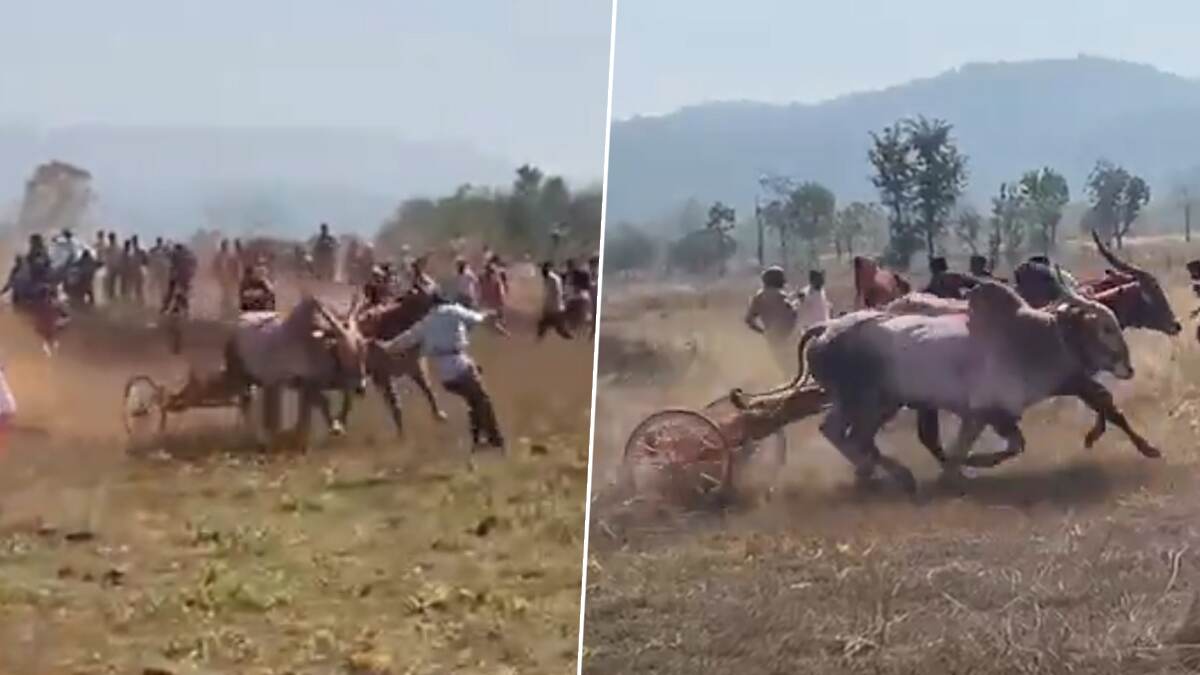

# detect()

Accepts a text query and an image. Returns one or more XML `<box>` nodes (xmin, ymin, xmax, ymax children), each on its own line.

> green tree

<box><xmin>513</xmin><ymin>164</ymin><xmax>544</xmax><ymax>198</ymax></box>
<box><xmin>906</xmin><ymin>116</ymin><xmax>968</xmax><ymax>264</ymax></box>
<box><xmin>1086</xmin><ymin>160</ymin><xmax>1151</xmax><ymax>249</ymax></box>
<box><xmin>757</xmin><ymin>174</ymin><xmax>797</xmax><ymax>271</ymax></box>
<box><xmin>868</xmin><ymin>123</ymin><xmax>918</xmax><ymax>268</ymax></box>
<box><xmin>707</xmin><ymin>201</ymin><xmax>736</xmax><ymax>232</ymax></box>
<box><xmin>1019</xmin><ymin>167</ymin><xmax>1069</xmax><ymax>254</ymax></box>
<box><xmin>953</xmin><ymin>206</ymin><xmax>984</xmax><ymax>255</ymax></box>
<box><xmin>787</xmin><ymin>182</ymin><xmax>836</xmax><ymax>264</ymax></box>
<box><xmin>538</xmin><ymin>176</ymin><xmax>571</xmax><ymax>228</ymax></box>
<box><xmin>991</xmin><ymin>181</ymin><xmax>1030</xmax><ymax>266</ymax></box>
<box><xmin>376</xmin><ymin>165</ymin><xmax>599</xmax><ymax>260</ymax></box>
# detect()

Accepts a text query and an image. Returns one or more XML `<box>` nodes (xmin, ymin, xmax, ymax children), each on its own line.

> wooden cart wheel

<box><xmin>622</xmin><ymin>408</ymin><xmax>734</xmax><ymax>503</ymax></box>
<box><xmin>123</xmin><ymin>375</ymin><xmax>167</xmax><ymax>447</ymax></box>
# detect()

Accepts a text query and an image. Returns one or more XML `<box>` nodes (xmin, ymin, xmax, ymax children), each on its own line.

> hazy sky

<box><xmin>0</xmin><ymin>1</ymin><xmax>613</xmax><ymax>179</ymax></box>
<box><xmin>614</xmin><ymin>0</ymin><xmax>1200</xmax><ymax>119</ymax></box>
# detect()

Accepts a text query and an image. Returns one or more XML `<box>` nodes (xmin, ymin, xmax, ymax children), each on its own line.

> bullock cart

<box><xmin>621</xmin><ymin>379</ymin><xmax>829</xmax><ymax>502</ymax></box>
<box><xmin>122</xmin><ymin>369</ymin><xmax>249</xmax><ymax>447</ymax></box>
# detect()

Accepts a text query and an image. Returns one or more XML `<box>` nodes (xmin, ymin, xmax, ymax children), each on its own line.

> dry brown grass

<box><xmin>585</xmin><ymin>237</ymin><xmax>1200</xmax><ymax>674</ymax></box>
<box><xmin>0</xmin><ymin>276</ymin><xmax>591</xmax><ymax>675</ymax></box>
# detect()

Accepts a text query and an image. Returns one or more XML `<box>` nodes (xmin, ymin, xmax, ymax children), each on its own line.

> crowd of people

<box><xmin>0</xmin><ymin>221</ymin><xmax>600</xmax><ymax>452</ymax></box>
<box><xmin>742</xmin><ymin>253</ymin><xmax>1081</xmax><ymax>372</ymax></box>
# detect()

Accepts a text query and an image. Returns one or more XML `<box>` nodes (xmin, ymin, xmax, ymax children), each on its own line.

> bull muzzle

<box><xmin>1112</xmin><ymin>361</ymin><xmax>1135</xmax><ymax>380</ymax></box>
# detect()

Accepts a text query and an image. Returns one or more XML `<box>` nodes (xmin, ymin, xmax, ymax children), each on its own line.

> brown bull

<box><xmin>326</xmin><ymin>290</ymin><xmax>446</xmax><ymax>435</ymax></box>
<box><xmin>918</xmin><ymin>232</ymin><xmax>1181</xmax><ymax>459</ymax></box>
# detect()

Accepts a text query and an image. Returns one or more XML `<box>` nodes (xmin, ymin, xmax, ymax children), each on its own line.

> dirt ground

<box><xmin>0</xmin><ymin>275</ymin><xmax>592</xmax><ymax>675</ymax></box>
<box><xmin>584</xmin><ymin>238</ymin><xmax>1200</xmax><ymax>674</ymax></box>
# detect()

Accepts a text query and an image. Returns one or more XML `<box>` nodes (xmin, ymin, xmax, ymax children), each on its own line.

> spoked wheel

<box><xmin>123</xmin><ymin>375</ymin><xmax>167</xmax><ymax>448</ymax></box>
<box><xmin>622</xmin><ymin>408</ymin><xmax>733</xmax><ymax>505</ymax></box>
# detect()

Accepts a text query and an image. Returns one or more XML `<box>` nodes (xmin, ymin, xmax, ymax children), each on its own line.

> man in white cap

<box><xmin>745</xmin><ymin>266</ymin><xmax>799</xmax><ymax>371</ymax></box>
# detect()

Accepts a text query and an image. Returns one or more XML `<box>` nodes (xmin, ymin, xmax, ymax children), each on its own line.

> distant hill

<box><xmin>608</xmin><ymin>56</ymin><xmax>1200</xmax><ymax>230</ymax></box>
<box><xmin>0</xmin><ymin>125</ymin><xmax>516</xmax><ymax>238</ymax></box>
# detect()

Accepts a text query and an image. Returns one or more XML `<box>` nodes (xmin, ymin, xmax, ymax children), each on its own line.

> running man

<box><xmin>453</xmin><ymin>258</ymin><xmax>479</xmax><ymax>308</ymax></box>
<box><xmin>537</xmin><ymin>261</ymin><xmax>572</xmax><ymax>340</ymax></box>
<box><xmin>795</xmin><ymin>269</ymin><xmax>831</xmax><ymax>332</ymax></box>
<box><xmin>161</xmin><ymin>244</ymin><xmax>197</xmax><ymax>354</ymax></box>
<box><xmin>745</xmin><ymin>266</ymin><xmax>799</xmax><ymax>371</ymax></box>
<box><xmin>479</xmin><ymin>260</ymin><xmax>508</xmax><ymax>319</ymax></box>
<box><xmin>383</xmin><ymin>293</ymin><xmax>509</xmax><ymax>450</ymax></box>
<box><xmin>312</xmin><ymin>223</ymin><xmax>338</xmax><ymax>282</ymax></box>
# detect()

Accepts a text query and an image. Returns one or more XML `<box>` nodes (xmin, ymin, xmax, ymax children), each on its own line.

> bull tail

<box><xmin>790</xmin><ymin>323</ymin><xmax>826</xmax><ymax>388</ymax></box>
<box><xmin>731</xmin><ymin>323</ymin><xmax>827</xmax><ymax>407</ymax></box>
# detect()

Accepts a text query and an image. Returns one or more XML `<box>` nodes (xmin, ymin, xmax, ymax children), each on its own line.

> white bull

<box><xmin>799</xmin><ymin>280</ymin><xmax>1133</xmax><ymax>493</ymax></box>
<box><xmin>224</xmin><ymin>295</ymin><xmax>368</xmax><ymax>444</ymax></box>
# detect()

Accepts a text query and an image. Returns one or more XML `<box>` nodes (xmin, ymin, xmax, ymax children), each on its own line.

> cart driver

<box><xmin>239</xmin><ymin>260</ymin><xmax>277</xmax><ymax>313</ymax></box>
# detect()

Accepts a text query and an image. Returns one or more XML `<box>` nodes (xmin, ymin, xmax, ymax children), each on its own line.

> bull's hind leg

<box><xmin>820</xmin><ymin>405</ymin><xmax>876</xmax><ymax>481</ymax></box>
<box><xmin>915</xmin><ymin>407</ymin><xmax>947</xmax><ymax>464</ymax></box>
<box><xmin>962</xmin><ymin>412</ymin><xmax>1025</xmax><ymax>468</ymax></box>
<box><xmin>940</xmin><ymin>414</ymin><xmax>987</xmax><ymax>477</ymax></box>
<box><xmin>850</xmin><ymin>404</ymin><xmax>916</xmax><ymax>495</ymax></box>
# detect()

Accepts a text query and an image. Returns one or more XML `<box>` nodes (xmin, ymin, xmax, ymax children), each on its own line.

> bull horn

<box><xmin>1092</xmin><ymin>230</ymin><xmax>1141</xmax><ymax>277</ymax></box>
<box><xmin>313</xmin><ymin>299</ymin><xmax>350</xmax><ymax>338</ymax></box>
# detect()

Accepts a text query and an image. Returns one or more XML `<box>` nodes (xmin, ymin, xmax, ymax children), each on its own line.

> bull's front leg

<box><xmin>941</xmin><ymin>413</ymin><xmax>986</xmax><ymax>476</ymax></box>
<box><xmin>1070</xmin><ymin>377</ymin><xmax>1160</xmax><ymax>458</ymax></box>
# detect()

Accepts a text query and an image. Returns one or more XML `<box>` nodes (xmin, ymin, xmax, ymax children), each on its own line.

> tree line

<box><xmin>607</xmin><ymin>115</ymin><xmax>1159</xmax><ymax>276</ymax></box>
<box><xmin>375</xmin><ymin>164</ymin><xmax>602</xmax><ymax>261</ymax></box>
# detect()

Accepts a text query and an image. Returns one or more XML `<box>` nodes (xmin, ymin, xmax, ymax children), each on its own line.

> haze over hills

<box><xmin>0</xmin><ymin>125</ymin><xmax>525</xmax><ymax>238</ymax></box>
<box><xmin>608</xmin><ymin>56</ymin><xmax>1200</xmax><ymax>230</ymax></box>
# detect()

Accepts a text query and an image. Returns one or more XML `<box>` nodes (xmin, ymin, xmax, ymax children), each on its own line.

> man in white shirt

<box><xmin>383</xmin><ymin>293</ymin><xmax>508</xmax><ymax>450</ymax></box>
<box><xmin>453</xmin><ymin>258</ymin><xmax>479</xmax><ymax>308</ymax></box>
<box><xmin>795</xmin><ymin>269</ymin><xmax>831</xmax><ymax>331</ymax></box>
<box><xmin>538</xmin><ymin>261</ymin><xmax>573</xmax><ymax>340</ymax></box>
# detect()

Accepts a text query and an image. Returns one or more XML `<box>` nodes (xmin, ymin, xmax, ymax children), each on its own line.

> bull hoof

<box><xmin>434</xmin><ymin>411</ymin><xmax>449</xmax><ymax>422</ymax></box>
<box><xmin>1084</xmin><ymin>430</ymin><xmax>1102</xmax><ymax>449</ymax></box>
<box><xmin>1137</xmin><ymin>443</ymin><xmax>1162</xmax><ymax>459</ymax></box>
<box><xmin>889</xmin><ymin>467</ymin><xmax>918</xmax><ymax>496</ymax></box>
<box><xmin>330</xmin><ymin>421</ymin><xmax>346</xmax><ymax>437</ymax></box>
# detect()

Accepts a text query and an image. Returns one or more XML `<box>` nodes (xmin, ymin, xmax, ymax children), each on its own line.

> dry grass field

<box><xmin>584</xmin><ymin>238</ymin><xmax>1200</xmax><ymax>674</ymax></box>
<box><xmin>0</xmin><ymin>276</ymin><xmax>592</xmax><ymax>675</ymax></box>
